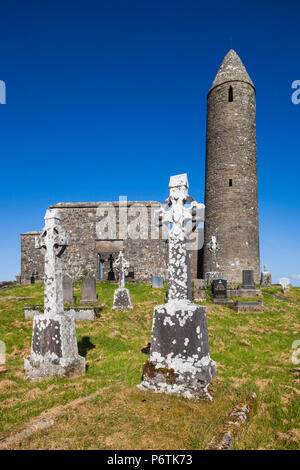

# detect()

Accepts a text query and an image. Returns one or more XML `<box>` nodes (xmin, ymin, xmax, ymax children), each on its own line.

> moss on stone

<box><xmin>142</xmin><ymin>360</ymin><xmax>178</xmax><ymax>385</ymax></box>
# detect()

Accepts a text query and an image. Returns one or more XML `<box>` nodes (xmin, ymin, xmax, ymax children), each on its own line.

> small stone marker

<box><xmin>0</xmin><ymin>340</ymin><xmax>5</xmax><ymax>365</ymax></box>
<box><xmin>80</xmin><ymin>276</ymin><xmax>98</xmax><ymax>304</ymax></box>
<box><xmin>112</xmin><ymin>252</ymin><xmax>133</xmax><ymax>311</ymax></box>
<box><xmin>232</xmin><ymin>300</ymin><xmax>264</xmax><ymax>313</ymax></box>
<box><xmin>139</xmin><ymin>174</ymin><xmax>216</xmax><ymax>399</ymax></box>
<box><xmin>24</xmin><ymin>209</ymin><xmax>85</xmax><ymax>380</ymax></box>
<box><xmin>212</xmin><ymin>279</ymin><xmax>227</xmax><ymax>300</ymax></box>
<box><xmin>280</xmin><ymin>277</ymin><xmax>290</xmax><ymax>293</ymax></box>
<box><xmin>242</xmin><ymin>270</ymin><xmax>255</xmax><ymax>289</ymax></box>
<box><xmin>152</xmin><ymin>276</ymin><xmax>163</xmax><ymax>288</ymax></box>
<box><xmin>63</xmin><ymin>274</ymin><xmax>74</xmax><ymax>304</ymax></box>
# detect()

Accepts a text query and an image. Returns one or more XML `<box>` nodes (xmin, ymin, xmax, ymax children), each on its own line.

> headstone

<box><xmin>63</xmin><ymin>274</ymin><xmax>74</xmax><ymax>304</ymax></box>
<box><xmin>242</xmin><ymin>270</ymin><xmax>255</xmax><ymax>289</ymax></box>
<box><xmin>112</xmin><ymin>252</ymin><xmax>133</xmax><ymax>311</ymax></box>
<box><xmin>280</xmin><ymin>277</ymin><xmax>290</xmax><ymax>293</ymax></box>
<box><xmin>152</xmin><ymin>276</ymin><xmax>163</xmax><ymax>288</ymax></box>
<box><xmin>0</xmin><ymin>340</ymin><xmax>5</xmax><ymax>365</ymax></box>
<box><xmin>260</xmin><ymin>264</ymin><xmax>272</xmax><ymax>287</ymax></box>
<box><xmin>24</xmin><ymin>209</ymin><xmax>85</xmax><ymax>380</ymax></box>
<box><xmin>192</xmin><ymin>279</ymin><xmax>206</xmax><ymax>302</ymax></box>
<box><xmin>212</xmin><ymin>279</ymin><xmax>227</xmax><ymax>299</ymax></box>
<box><xmin>139</xmin><ymin>173</ymin><xmax>216</xmax><ymax>399</ymax></box>
<box><xmin>80</xmin><ymin>276</ymin><xmax>98</xmax><ymax>304</ymax></box>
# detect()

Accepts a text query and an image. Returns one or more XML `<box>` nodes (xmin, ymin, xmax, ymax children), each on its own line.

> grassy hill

<box><xmin>0</xmin><ymin>282</ymin><xmax>299</xmax><ymax>449</ymax></box>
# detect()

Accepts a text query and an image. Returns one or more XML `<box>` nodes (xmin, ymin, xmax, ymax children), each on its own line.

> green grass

<box><xmin>0</xmin><ymin>282</ymin><xmax>299</xmax><ymax>449</ymax></box>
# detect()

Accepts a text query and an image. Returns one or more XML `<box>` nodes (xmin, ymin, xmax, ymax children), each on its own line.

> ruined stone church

<box><xmin>20</xmin><ymin>50</ymin><xmax>260</xmax><ymax>285</ymax></box>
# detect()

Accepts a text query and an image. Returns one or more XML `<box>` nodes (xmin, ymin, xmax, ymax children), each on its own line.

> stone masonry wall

<box><xmin>203</xmin><ymin>80</ymin><xmax>260</xmax><ymax>283</ymax></box>
<box><xmin>21</xmin><ymin>201</ymin><xmax>169</xmax><ymax>284</ymax></box>
<box><xmin>20</xmin><ymin>232</ymin><xmax>44</xmax><ymax>283</ymax></box>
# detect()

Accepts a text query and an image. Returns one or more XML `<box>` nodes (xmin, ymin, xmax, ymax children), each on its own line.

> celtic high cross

<box><xmin>113</xmin><ymin>251</ymin><xmax>130</xmax><ymax>289</ymax></box>
<box><xmin>35</xmin><ymin>209</ymin><xmax>69</xmax><ymax>315</ymax></box>
<box><xmin>159</xmin><ymin>174</ymin><xmax>205</xmax><ymax>301</ymax></box>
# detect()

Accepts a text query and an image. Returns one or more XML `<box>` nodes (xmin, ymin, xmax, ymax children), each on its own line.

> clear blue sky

<box><xmin>0</xmin><ymin>0</ymin><xmax>299</xmax><ymax>285</ymax></box>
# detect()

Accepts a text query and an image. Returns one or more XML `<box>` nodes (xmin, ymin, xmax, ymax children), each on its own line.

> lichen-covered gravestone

<box><xmin>24</xmin><ymin>209</ymin><xmax>85</xmax><ymax>380</ymax></box>
<box><xmin>139</xmin><ymin>174</ymin><xmax>216</xmax><ymax>399</ymax></box>
<box><xmin>112</xmin><ymin>252</ymin><xmax>133</xmax><ymax>311</ymax></box>
<box><xmin>63</xmin><ymin>274</ymin><xmax>74</xmax><ymax>304</ymax></box>
<box><xmin>80</xmin><ymin>275</ymin><xmax>98</xmax><ymax>303</ymax></box>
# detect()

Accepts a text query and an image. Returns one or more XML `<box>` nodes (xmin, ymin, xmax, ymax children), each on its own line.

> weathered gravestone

<box><xmin>139</xmin><ymin>174</ymin><xmax>216</xmax><ymax>399</ymax></box>
<box><xmin>280</xmin><ymin>277</ymin><xmax>290</xmax><ymax>293</ymax></box>
<box><xmin>24</xmin><ymin>209</ymin><xmax>85</xmax><ymax>380</ymax></box>
<box><xmin>112</xmin><ymin>252</ymin><xmax>133</xmax><ymax>311</ymax></box>
<box><xmin>212</xmin><ymin>279</ymin><xmax>227</xmax><ymax>303</ymax></box>
<box><xmin>192</xmin><ymin>279</ymin><xmax>206</xmax><ymax>302</ymax></box>
<box><xmin>152</xmin><ymin>276</ymin><xmax>163</xmax><ymax>289</ymax></box>
<box><xmin>80</xmin><ymin>276</ymin><xmax>98</xmax><ymax>304</ymax></box>
<box><xmin>63</xmin><ymin>274</ymin><xmax>74</xmax><ymax>304</ymax></box>
<box><xmin>205</xmin><ymin>236</ymin><xmax>222</xmax><ymax>284</ymax></box>
<box><xmin>261</xmin><ymin>264</ymin><xmax>271</xmax><ymax>287</ymax></box>
<box><xmin>242</xmin><ymin>270</ymin><xmax>255</xmax><ymax>289</ymax></box>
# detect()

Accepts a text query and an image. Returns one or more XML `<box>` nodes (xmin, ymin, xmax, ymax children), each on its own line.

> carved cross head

<box><xmin>113</xmin><ymin>251</ymin><xmax>130</xmax><ymax>277</ymax></box>
<box><xmin>35</xmin><ymin>209</ymin><xmax>69</xmax><ymax>257</ymax></box>
<box><xmin>158</xmin><ymin>174</ymin><xmax>205</xmax><ymax>237</ymax></box>
<box><xmin>207</xmin><ymin>235</ymin><xmax>220</xmax><ymax>254</ymax></box>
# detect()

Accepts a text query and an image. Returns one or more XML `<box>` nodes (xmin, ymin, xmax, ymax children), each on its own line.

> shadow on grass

<box><xmin>78</xmin><ymin>336</ymin><xmax>96</xmax><ymax>358</ymax></box>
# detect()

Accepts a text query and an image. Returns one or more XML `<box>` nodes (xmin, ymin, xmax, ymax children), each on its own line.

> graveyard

<box><xmin>0</xmin><ymin>280</ymin><xmax>299</xmax><ymax>450</ymax></box>
<box><xmin>0</xmin><ymin>3</ymin><xmax>299</xmax><ymax>453</ymax></box>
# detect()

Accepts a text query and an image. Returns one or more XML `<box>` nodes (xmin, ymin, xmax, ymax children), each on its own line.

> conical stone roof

<box><xmin>209</xmin><ymin>49</ymin><xmax>254</xmax><ymax>93</ymax></box>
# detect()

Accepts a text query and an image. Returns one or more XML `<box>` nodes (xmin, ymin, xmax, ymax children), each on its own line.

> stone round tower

<box><xmin>203</xmin><ymin>50</ymin><xmax>260</xmax><ymax>283</ymax></box>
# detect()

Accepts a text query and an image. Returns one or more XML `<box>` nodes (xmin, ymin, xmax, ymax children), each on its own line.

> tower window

<box><xmin>228</xmin><ymin>86</ymin><xmax>233</xmax><ymax>102</ymax></box>
<box><xmin>229</xmin><ymin>179</ymin><xmax>232</xmax><ymax>187</ymax></box>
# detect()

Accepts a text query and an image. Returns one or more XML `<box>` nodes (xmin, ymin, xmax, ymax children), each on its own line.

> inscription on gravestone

<box><xmin>212</xmin><ymin>279</ymin><xmax>227</xmax><ymax>299</ymax></box>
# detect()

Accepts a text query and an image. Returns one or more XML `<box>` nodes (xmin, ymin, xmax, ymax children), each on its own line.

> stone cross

<box><xmin>158</xmin><ymin>174</ymin><xmax>204</xmax><ymax>301</ymax></box>
<box><xmin>207</xmin><ymin>235</ymin><xmax>220</xmax><ymax>272</ymax></box>
<box><xmin>35</xmin><ymin>209</ymin><xmax>69</xmax><ymax>316</ymax></box>
<box><xmin>113</xmin><ymin>251</ymin><xmax>130</xmax><ymax>289</ymax></box>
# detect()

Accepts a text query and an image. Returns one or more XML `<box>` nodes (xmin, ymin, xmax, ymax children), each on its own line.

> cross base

<box><xmin>24</xmin><ymin>312</ymin><xmax>85</xmax><ymax>381</ymax></box>
<box><xmin>138</xmin><ymin>300</ymin><xmax>216</xmax><ymax>400</ymax></box>
<box><xmin>112</xmin><ymin>287</ymin><xmax>133</xmax><ymax>311</ymax></box>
